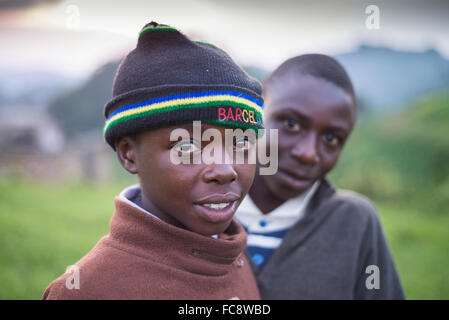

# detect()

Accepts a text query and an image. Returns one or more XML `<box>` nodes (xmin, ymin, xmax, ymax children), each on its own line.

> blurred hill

<box><xmin>45</xmin><ymin>45</ymin><xmax>449</xmax><ymax>138</ymax></box>
<box><xmin>47</xmin><ymin>61</ymin><xmax>118</xmax><ymax>137</ymax></box>
<box><xmin>0</xmin><ymin>68</ymin><xmax>82</xmax><ymax>110</ymax></box>
<box><xmin>336</xmin><ymin>46</ymin><xmax>449</xmax><ymax>113</ymax></box>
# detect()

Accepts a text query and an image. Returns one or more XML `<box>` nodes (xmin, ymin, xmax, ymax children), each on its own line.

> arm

<box><xmin>353</xmin><ymin>202</ymin><xmax>405</xmax><ymax>299</ymax></box>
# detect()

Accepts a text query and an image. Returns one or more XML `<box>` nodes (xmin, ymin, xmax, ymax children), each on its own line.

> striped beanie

<box><xmin>103</xmin><ymin>22</ymin><xmax>264</xmax><ymax>149</ymax></box>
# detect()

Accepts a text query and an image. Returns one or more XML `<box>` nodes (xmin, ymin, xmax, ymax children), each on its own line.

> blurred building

<box><xmin>0</xmin><ymin>107</ymin><xmax>112</xmax><ymax>181</ymax></box>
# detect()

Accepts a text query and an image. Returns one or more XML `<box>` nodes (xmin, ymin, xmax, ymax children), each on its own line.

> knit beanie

<box><xmin>103</xmin><ymin>22</ymin><xmax>264</xmax><ymax>149</ymax></box>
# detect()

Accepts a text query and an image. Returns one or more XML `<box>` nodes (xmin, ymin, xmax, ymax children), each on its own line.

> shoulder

<box><xmin>326</xmin><ymin>187</ymin><xmax>381</xmax><ymax>230</ymax></box>
<box><xmin>42</xmin><ymin>236</ymin><xmax>135</xmax><ymax>300</ymax></box>
<box><xmin>42</xmin><ymin>271</ymin><xmax>83</xmax><ymax>300</ymax></box>
<box><xmin>334</xmin><ymin>189</ymin><xmax>378</xmax><ymax>215</ymax></box>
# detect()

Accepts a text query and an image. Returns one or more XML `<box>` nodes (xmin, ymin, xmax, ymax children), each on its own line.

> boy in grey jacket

<box><xmin>235</xmin><ymin>54</ymin><xmax>405</xmax><ymax>299</ymax></box>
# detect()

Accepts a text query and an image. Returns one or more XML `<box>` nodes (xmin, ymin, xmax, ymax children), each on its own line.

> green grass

<box><xmin>0</xmin><ymin>178</ymin><xmax>448</xmax><ymax>299</ymax></box>
<box><xmin>330</xmin><ymin>92</ymin><xmax>449</xmax><ymax>209</ymax></box>
<box><xmin>327</xmin><ymin>92</ymin><xmax>449</xmax><ymax>299</ymax></box>
<box><xmin>376</xmin><ymin>203</ymin><xmax>449</xmax><ymax>299</ymax></box>
<box><xmin>0</xmin><ymin>178</ymin><xmax>134</xmax><ymax>300</ymax></box>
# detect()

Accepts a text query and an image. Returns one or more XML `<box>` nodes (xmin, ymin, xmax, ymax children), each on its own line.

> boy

<box><xmin>42</xmin><ymin>22</ymin><xmax>263</xmax><ymax>299</ymax></box>
<box><xmin>235</xmin><ymin>54</ymin><xmax>405</xmax><ymax>299</ymax></box>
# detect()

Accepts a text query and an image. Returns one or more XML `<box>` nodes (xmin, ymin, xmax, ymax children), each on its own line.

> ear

<box><xmin>115</xmin><ymin>136</ymin><xmax>139</xmax><ymax>174</ymax></box>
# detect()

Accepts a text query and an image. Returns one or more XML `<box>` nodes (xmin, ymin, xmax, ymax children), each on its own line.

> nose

<box><xmin>202</xmin><ymin>163</ymin><xmax>238</xmax><ymax>184</ymax></box>
<box><xmin>290</xmin><ymin>133</ymin><xmax>320</xmax><ymax>165</ymax></box>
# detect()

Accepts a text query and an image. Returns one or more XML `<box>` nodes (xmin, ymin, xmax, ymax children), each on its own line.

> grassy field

<box><xmin>0</xmin><ymin>178</ymin><xmax>129</xmax><ymax>300</ymax></box>
<box><xmin>0</xmin><ymin>178</ymin><xmax>448</xmax><ymax>299</ymax></box>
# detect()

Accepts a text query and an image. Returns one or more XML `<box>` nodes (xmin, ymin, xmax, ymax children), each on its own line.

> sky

<box><xmin>1</xmin><ymin>0</ymin><xmax>449</xmax><ymax>78</ymax></box>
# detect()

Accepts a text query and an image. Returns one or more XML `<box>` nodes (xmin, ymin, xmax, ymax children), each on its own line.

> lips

<box><xmin>278</xmin><ymin>167</ymin><xmax>314</xmax><ymax>181</ymax></box>
<box><xmin>276</xmin><ymin>167</ymin><xmax>315</xmax><ymax>190</ymax></box>
<box><xmin>193</xmin><ymin>192</ymin><xmax>240</xmax><ymax>223</ymax></box>
<box><xmin>202</xmin><ymin>203</ymin><xmax>232</xmax><ymax>210</ymax></box>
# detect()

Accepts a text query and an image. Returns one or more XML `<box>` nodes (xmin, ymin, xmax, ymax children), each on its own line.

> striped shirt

<box><xmin>235</xmin><ymin>181</ymin><xmax>320</xmax><ymax>268</ymax></box>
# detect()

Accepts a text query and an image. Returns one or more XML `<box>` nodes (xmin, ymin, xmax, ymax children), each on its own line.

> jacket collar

<box><xmin>108</xmin><ymin>197</ymin><xmax>247</xmax><ymax>276</ymax></box>
<box><xmin>305</xmin><ymin>178</ymin><xmax>336</xmax><ymax>217</ymax></box>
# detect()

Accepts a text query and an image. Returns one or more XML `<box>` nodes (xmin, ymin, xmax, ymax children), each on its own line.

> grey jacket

<box><xmin>247</xmin><ymin>179</ymin><xmax>405</xmax><ymax>299</ymax></box>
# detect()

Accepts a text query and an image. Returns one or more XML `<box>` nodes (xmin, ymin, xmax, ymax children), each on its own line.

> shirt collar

<box><xmin>235</xmin><ymin>181</ymin><xmax>320</xmax><ymax>231</ymax></box>
<box><xmin>118</xmin><ymin>184</ymin><xmax>162</xmax><ymax>220</ymax></box>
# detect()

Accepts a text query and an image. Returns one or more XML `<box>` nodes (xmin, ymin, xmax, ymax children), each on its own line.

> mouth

<box><xmin>279</xmin><ymin>167</ymin><xmax>314</xmax><ymax>180</ymax></box>
<box><xmin>277</xmin><ymin>168</ymin><xmax>314</xmax><ymax>190</ymax></box>
<box><xmin>193</xmin><ymin>193</ymin><xmax>240</xmax><ymax>223</ymax></box>
<box><xmin>201</xmin><ymin>202</ymin><xmax>234</xmax><ymax>210</ymax></box>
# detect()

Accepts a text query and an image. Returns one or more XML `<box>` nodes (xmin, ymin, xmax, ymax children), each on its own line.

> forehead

<box><xmin>265</xmin><ymin>74</ymin><xmax>355</xmax><ymax>127</ymax></box>
<box><xmin>137</xmin><ymin>122</ymin><xmax>245</xmax><ymax>141</ymax></box>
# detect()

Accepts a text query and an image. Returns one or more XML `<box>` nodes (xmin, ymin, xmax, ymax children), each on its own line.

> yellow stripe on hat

<box><xmin>104</xmin><ymin>94</ymin><xmax>263</xmax><ymax>130</ymax></box>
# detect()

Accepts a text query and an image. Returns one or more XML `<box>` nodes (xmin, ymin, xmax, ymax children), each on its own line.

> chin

<box><xmin>191</xmin><ymin>220</ymin><xmax>233</xmax><ymax>237</ymax></box>
<box><xmin>269</xmin><ymin>177</ymin><xmax>312</xmax><ymax>200</ymax></box>
<box><xmin>275</xmin><ymin>187</ymin><xmax>304</xmax><ymax>201</ymax></box>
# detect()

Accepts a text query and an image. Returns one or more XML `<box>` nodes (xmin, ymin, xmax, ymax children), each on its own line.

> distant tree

<box><xmin>48</xmin><ymin>61</ymin><xmax>120</xmax><ymax>137</ymax></box>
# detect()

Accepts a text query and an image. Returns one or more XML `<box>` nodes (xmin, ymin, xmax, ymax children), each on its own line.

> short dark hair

<box><xmin>264</xmin><ymin>54</ymin><xmax>355</xmax><ymax>103</ymax></box>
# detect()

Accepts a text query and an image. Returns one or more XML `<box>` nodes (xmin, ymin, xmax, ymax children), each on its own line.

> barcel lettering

<box><xmin>218</xmin><ymin>107</ymin><xmax>260</xmax><ymax>125</ymax></box>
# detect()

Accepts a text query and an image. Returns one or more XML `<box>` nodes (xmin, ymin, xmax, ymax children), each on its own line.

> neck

<box><xmin>140</xmin><ymin>192</ymin><xmax>187</xmax><ymax>230</ymax></box>
<box><xmin>248</xmin><ymin>171</ymin><xmax>287</xmax><ymax>214</ymax></box>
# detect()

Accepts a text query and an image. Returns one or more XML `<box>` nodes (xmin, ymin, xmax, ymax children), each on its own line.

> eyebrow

<box><xmin>272</xmin><ymin>107</ymin><xmax>312</xmax><ymax>125</ymax></box>
<box><xmin>273</xmin><ymin>106</ymin><xmax>306</xmax><ymax>117</ymax></box>
<box><xmin>272</xmin><ymin>107</ymin><xmax>350</xmax><ymax>135</ymax></box>
<box><xmin>163</xmin><ymin>123</ymin><xmax>226</xmax><ymax>138</ymax></box>
<box><xmin>326</xmin><ymin>126</ymin><xmax>349</xmax><ymax>137</ymax></box>
<box><xmin>162</xmin><ymin>123</ymin><xmax>195</xmax><ymax>134</ymax></box>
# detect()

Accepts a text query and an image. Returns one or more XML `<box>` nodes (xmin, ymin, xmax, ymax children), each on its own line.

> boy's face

<box><xmin>262</xmin><ymin>73</ymin><xmax>356</xmax><ymax>200</ymax></box>
<box><xmin>116</xmin><ymin>123</ymin><xmax>256</xmax><ymax>236</ymax></box>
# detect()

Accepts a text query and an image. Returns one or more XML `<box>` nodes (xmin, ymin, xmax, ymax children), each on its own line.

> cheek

<box><xmin>159</xmin><ymin>164</ymin><xmax>198</xmax><ymax>197</ymax></box>
<box><xmin>139</xmin><ymin>151</ymin><xmax>197</xmax><ymax>202</ymax></box>
<box><xmin>276</xmin><ymin>134</ymin><xmax>297</xmax><ymax>160</ymax></box>
<box><xmin>318</xmin><ymin>146</ymin><xmax>342</xmax><ymax>173</ymax></box>
<box><xmin>263</xmin><ymin>119</ymin><xmax>296</xmax><ymax>156</ymax></box>
<box><xmin>235</xmin><ymin>164</ymin><xmax>256</xmax><ymax>192</ymax></box>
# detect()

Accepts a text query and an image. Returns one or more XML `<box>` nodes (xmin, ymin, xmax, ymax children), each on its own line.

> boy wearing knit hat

<box><xmin>42</xmin><ymin>22</ymin><xmax>263</xmax><ymax>300</ymax></box>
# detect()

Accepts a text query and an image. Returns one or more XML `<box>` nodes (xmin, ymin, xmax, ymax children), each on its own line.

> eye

<box><xmin>234</xmin><ymin>136</ymin><xmax>255</xmax><ymax>151</ymax></box>
<box><xmin>283</xmin><ymin>119</ymin><xmax>301</xmax><ymax>132</ymax></box>
<box><xmin>323</xmin><ymin>133</ymin><xmax>341</xmax><ymax>147</ymax></box>
<box><xmin>172</xmin><ymin>140</ymin><xmax>200</xmax><ymax>153</ymax></box>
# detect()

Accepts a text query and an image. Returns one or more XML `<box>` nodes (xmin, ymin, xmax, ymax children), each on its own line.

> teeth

<box><xmin>202</xmin><ymin>202</ymin><xmax>231</xmax><ymax>210</ymax></box>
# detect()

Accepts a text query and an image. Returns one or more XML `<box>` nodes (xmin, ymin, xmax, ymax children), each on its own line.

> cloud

<box><xmin>0</xmin><ymin>0</ymin><xmax>60</xmax><ymax>10</ymax></box>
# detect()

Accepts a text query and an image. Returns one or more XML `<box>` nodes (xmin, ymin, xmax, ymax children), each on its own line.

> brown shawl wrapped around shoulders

<box><xmin>42</xmin><ymin>198</ymin><xmax>260</xmax><ymax>300</ymax></box>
